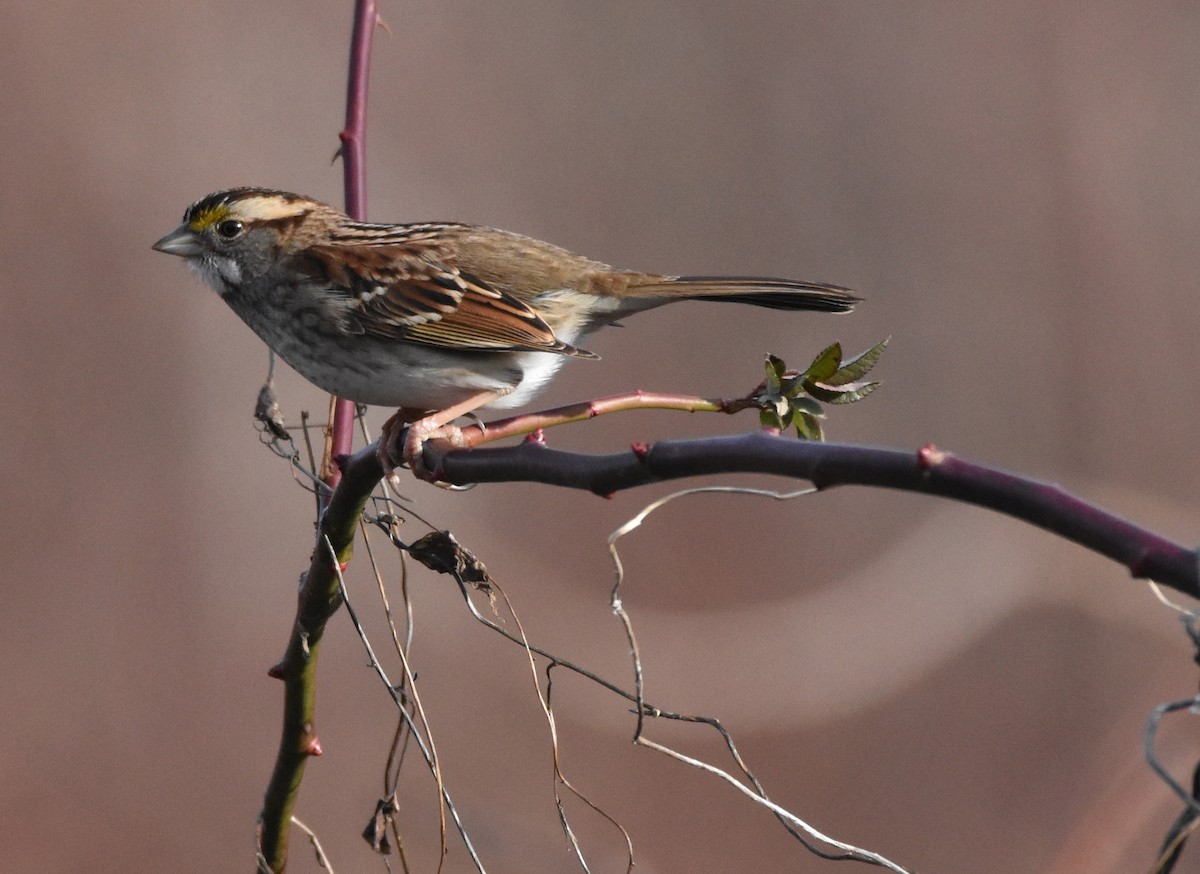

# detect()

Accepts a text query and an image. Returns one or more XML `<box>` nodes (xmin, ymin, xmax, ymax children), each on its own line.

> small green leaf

<box><xmin>806</xmin><ymin>380</ymin><xmax>879</xmax><ymax>404</ymax></box>
<box><xmin>792</xmin><ymin>396</ymin><xmax>825</xmax><ymax>417</ymax></box>
<box><xmin>765</xmin><ymin>354</ymin><xmax>787</xmax><ymax>393</ymax></box>
<box><xmin>795</xmin><ymin>411</ymin><xmax>824</xmax><ymax>441</ymax></box>
<box><xmin>823</xmin><ymin>381</ymin><xmax>880</xmax><ymax>405</ymax></box>
<box><xmin>825</xmin><ymin>336</ymin><xmax>889</xmax><ymax>386</ymax></box>
<box><xmin>756</xmin><ymin>339</ymin><xmax>884</xmax><ymax>440</ymax></box>
<box><xmin>803</xmin><ymin>342</ymin><xmax>843</xmax><ymax>383</ymax></box>
<box><xmin>779</xmin><ymin>374</ymin><xmax>805</xmax><ymax>398</ymax></box>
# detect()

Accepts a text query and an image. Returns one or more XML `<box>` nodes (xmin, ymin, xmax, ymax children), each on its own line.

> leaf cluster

<box><xmin>756</xmin><ymin>338</ymin><xmax>889</xmax><ymax>440</ymax></box>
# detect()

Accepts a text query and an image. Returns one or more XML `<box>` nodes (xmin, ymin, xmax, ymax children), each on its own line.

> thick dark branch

<box><xmin>257</xmin><ymin>454</ymin><xmax>379</xmax><ymax>870</ymax></box>
<box><xmin>262</xmin><ymin>424</ymin><xmax>1196</xmax><ymax>862</ymax></box>
<box><xmin>415</xmin><ymin>433</ymin><xmax>1198</xmax><ymax>598</ymax></box>
<box><xmin>261</xmin><ymin>425</ymin><xmax>1195</xmax><ymax>862</ymax></box>
<box><xmin>258</xmin><ymin>452</ymin><xmax>377</xmax><ymax>871</ymax></box>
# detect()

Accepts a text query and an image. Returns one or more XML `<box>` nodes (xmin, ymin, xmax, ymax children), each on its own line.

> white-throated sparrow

<box><xmin>153</xmin><ymin>187</ymin><xmax>857</xmax><ymax>479</ymax></box>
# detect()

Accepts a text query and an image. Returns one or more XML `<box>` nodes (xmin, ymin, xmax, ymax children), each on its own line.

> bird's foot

<box><xmin>379</xmin><ymin>410</ymin><xmax>467</xmax><ymax>486</ymax></box>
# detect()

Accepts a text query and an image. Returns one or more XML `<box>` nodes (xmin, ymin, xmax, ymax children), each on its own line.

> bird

<box><xmin>153</xmin><ymin>187</ymin><xmax>857</xmax><ymax>480</ymax></box>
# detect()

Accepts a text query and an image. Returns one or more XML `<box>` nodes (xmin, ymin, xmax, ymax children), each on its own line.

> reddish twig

<box><xmin>322</xmin><ymin>0</ymin><xmax>377</xmax><ymax>495</ymax></box>
<box><xmin>453</xmin><ymin>389</ymin><xmax>747</xmax><ymax>448</ymax></box>
<box><xmin>258</xmin><ymin>2</ymin><xmax>379</xmax><ymax>870</ymax></box>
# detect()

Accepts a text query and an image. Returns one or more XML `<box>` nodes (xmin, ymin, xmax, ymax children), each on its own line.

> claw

<box><xmin>403</xmin><ymin>416</ymin><xmax>467</xmax><ymax>482</ymax></box>
<box><xmin>377</xmin><ymin>389</ymin><xmax>507</xmax><ymax>486</ymax></box>
<box><xmin>377</xmin><ymin>411</ymin><xmax>411</xmax><ymax>487</ymax></box>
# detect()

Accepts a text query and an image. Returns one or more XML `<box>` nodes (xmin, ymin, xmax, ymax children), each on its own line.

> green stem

<box><xmin>258</xmin><ymin>2</ymin><xmax>378</xmax><ymax>869</ymax></box>
<box><xmin>258</xmin><ymin>451</ymin><xmax>377</xmax><ymax>870</ymax></box>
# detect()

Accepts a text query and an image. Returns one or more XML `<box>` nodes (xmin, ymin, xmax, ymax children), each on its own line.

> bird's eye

<box><xmin>215</xmin><ymin>219</ymin><xmax>244</xmax><ymax>239</ymax></box>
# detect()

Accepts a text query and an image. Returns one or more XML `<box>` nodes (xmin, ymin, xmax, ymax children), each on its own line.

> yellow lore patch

<box><xmin>187</xmin><ymin>203</ymin><xmax>231</xmax><ymax>232</ymax></box>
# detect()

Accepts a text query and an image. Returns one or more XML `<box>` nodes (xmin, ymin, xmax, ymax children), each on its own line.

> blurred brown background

<box><xmin>4</xmin><ymin>2</ymin><xmax>1200</xmax><ymax>871</ymax></box>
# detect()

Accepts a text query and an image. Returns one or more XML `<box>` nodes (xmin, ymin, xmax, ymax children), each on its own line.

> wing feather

<box><xmin>304</xmin><ymin>230</ymin><xmax>594</xmax><ymax>358</ymax></box>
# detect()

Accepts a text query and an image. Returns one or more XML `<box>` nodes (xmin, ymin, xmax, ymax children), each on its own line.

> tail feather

<box><xmin>639</xmin><ymin>275</ymin><xmax>859</xmax><ymax>313</ymax></box>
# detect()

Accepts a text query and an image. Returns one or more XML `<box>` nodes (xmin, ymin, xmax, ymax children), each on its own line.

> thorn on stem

<box><xmin>917</xmin><ymin>443</ymin><xmax>947</xmax><ymax>470</ymax></box>
<box><xmin>304</xmin><ymin>735</ymin><xmax>324</xmax><ymax>757</ymax></box>
<box><xmin>267</xmin><ymin>661</ymin><xmax>287</xmax><ymax>680</ymax></box>
<box><xmin>631</xmin><ymin>441</ymin><xmax>651</xmax><ymax>459</ymax></box>
<box><xmin>523</xmin><ymin>428</ymin><xmax>547</xmax><ymax>446</ymax></box>
<box><xmin>1128</xmin><ymin>549</ymin><xmax>1154</xmax><ymax>581</ymax></box>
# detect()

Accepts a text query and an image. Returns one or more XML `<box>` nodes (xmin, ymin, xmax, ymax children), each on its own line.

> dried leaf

<box><xmin>407</xmin><ymin>531</ymin><xmax>493</xmax><ymax>590</ymax></box>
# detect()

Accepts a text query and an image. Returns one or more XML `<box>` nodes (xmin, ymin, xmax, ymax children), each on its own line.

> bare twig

<box><xmin>482</xmin><ymin>581</ymin><xmax>636</xmax><ymax>872</ymax></box>
<box><xmin>358</xmin><ymin>511</ymin><xmax>417</xmax><ymax>870</ymax></box>
<box><xmin>323</xmin><ymin>0</ymin><xmax>378</xmax><ymax>495</ymax></box>
<box><xmin>329</xmin><ymin>537</ymin><xmax>486</xmax><ymax>873</ymax></box>
<box><xmin>546</xmin><ymin>666</ymin><xmax>636</xmax><ymax>874</ymax></box>
<box><xmin>386</xmin><ymin>502</ymin><xmax>910</xmax><ymax>871</ymax></box>
<box><xmin>607</xmin><ymin>485</ymin><xmax>911</xmax><ymax>870</ymax></box>
<box><xmin>291</xmin><ymin>816</ymin><xmax>336</xmax><ymax>872</ymax></box>
<box><xmin>1146</xmin><ymin>611</ymin><xmax>1200</xmax><ymax>872</ymax></box>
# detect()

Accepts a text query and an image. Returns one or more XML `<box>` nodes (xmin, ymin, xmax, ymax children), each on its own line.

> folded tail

<box><xmin>637</xmin><ymin>275</ymin><xmax>859</xmax><ymax>313</ymax></box>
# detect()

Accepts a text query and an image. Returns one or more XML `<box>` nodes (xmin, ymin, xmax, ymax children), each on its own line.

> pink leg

<box><xmin>379</xmin><ymin>389</ymin><xmax>508</xmax><ymax>484</ymax></box>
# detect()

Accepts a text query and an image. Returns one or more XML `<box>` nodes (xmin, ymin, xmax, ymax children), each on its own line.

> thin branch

<box><xmin>331</xmin><ymin>537</ymin><xmax>486</xmax><ymax>873</ymax></box>
<box><xmin>1147</xmin><ymin>702</ymin><xmax>1200</xmax><ymax>873</ymax></box>
<box><xmin>484</xmin><ymin>581</ymin><xmax>636</xmax><ymax>872</ymax></box>
<box><xmin>323</xmin><ymin>0</ymin><xmax>377</xmax><ymax>494</ymax></box>
<box><xmin>396</xmin><ymin>511</ymin><xmax>908</xmax><ymax>870</ymax></box>
<box><xmin>290</xmin><ymin>816</ymin><xmax>336</xmax><ymax>872</ymax></box>
<box><xmin>258</xmin><ymin>3</ymin><xmax>380</xmax><ymax>870</ymax></box>
<box><xmin>635</xmin><ymin>735</ymin><xmax>912</xmax><ymax>873</ymax></box>
<box><xmin>545</xmin><ymin>664</ymin><xmax>636</xmax><ymax>874</ymax></box>
<box><xmin>451</xmin><ymin>390</ymin><xmax>738</xmax><ymax>448</ymax></box>
<box><xmin>606</xmin><ymin>485</ymin><xmax>907</xmax><ymax>869</ymax></box>
<box><xmin>1146</xmin><ymin>613</ymin><xmax>1200</xmax><ymax>872</ymax></box>
<box><xmin>606</xmin><ymin>485</ymin><xmax>866</xmax><ymax>861</ymax></box>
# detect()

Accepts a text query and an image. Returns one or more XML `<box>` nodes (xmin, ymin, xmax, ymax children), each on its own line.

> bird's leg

<box><xmin>379</xmin><ymin>389</ymin><xmax>508</xmax><ymax>484</ymax></box>
<box><xmin>378</xmin><ymin>407</ymin><xmax>424</xmax><ymax>485</ymax></box>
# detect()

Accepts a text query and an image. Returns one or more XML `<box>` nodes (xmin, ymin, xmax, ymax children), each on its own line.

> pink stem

<box><xmin>324</xmin><ymin>0</ymin><xmax>377</xmax><ymax>495</ymax></box>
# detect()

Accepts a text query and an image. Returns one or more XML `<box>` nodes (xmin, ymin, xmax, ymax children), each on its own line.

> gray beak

<box><xmin>152</xmin><ymin>224</ymin><xmax>203</xmax><ymax>257</ymax></box>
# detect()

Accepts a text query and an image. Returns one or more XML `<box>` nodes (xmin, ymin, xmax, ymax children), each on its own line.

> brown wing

<box><xmin>305</xmin><ymin>226</ymin><xmax>594</xmax><ymax>358</ymax></box>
